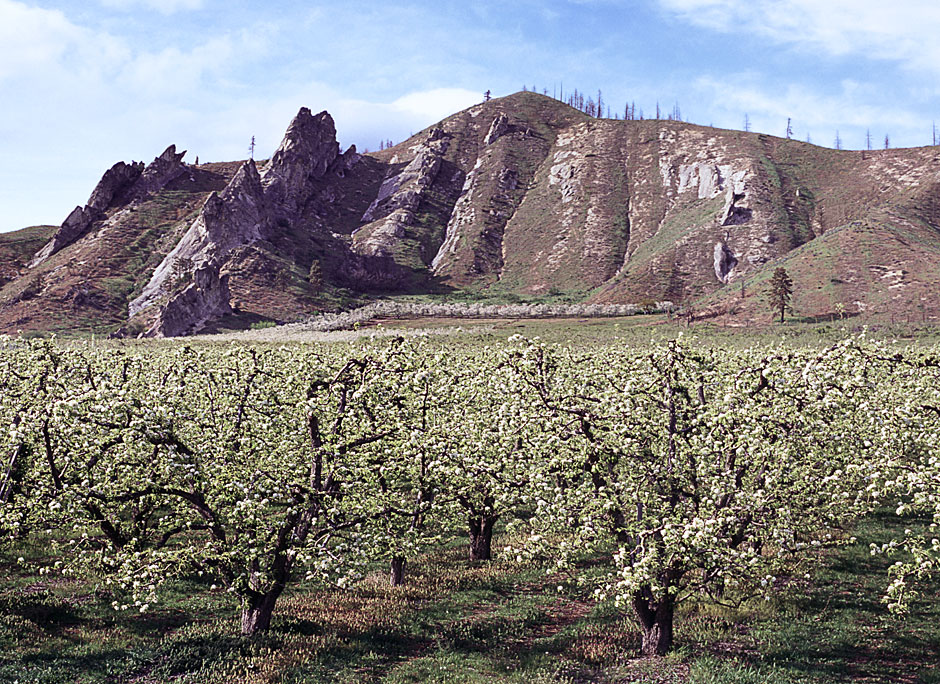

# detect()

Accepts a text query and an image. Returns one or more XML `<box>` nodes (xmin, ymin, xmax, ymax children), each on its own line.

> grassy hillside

<box><xmin>0</xmin><ymin>225</ymin><xmax>55</xmax><ymax>285</ymax></box>
<box><xmin>3</xmin><ymin>92</ymin><xmax>940</xmax><ymax>336</ymax></box>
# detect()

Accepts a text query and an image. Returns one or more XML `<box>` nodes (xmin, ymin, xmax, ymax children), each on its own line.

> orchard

<box><xmin>1</xmin><ymin>331</ymin><xmax>938</xmax><ymax>664</ymax></box>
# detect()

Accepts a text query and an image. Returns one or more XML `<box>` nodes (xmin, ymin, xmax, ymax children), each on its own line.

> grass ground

<box><xmin>2</xmin><ymin>510</ymin><xmax>937</xmax><ymax>683</ymax></box>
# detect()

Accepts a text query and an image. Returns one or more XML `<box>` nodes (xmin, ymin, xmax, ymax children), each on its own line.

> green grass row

<box><xmin>2</xmin><ymin>510</ymin><xmax>937</xmax><ymax>683</ymax></box>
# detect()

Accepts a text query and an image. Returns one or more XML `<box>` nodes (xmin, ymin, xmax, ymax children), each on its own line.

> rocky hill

<box><xmin>2</xmin><ymin>91</ymin><xmax>939</xmax><ymax>336</ymax></box>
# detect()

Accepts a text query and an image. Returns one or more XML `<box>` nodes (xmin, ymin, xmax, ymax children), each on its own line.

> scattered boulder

<box><xmin>484</xmin><ymin>113</ymin><xmax>511</xmax><ymax>145</ymax></box>
<box><xmin>713</xmin><ymin>242</ymin><xmax>738</xmax><ymax>283</ymax></box>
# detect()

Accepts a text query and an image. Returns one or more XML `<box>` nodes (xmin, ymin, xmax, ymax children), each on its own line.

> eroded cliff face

<box><xmin>353</xmin><ymin>128</ymin><xmax>453</xmax><ymax>261</ymax></box>
<box><xmin>6</xmin><ymin>91</ymin><xmax>940</xmax><ymax>336</ymax></box>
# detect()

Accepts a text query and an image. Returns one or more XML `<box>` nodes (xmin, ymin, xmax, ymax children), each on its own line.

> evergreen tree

<box><xmin>307</xmin><ymin>259</ymin><xmax>323</xmax><ymax>292</ymax></box>
<box><xmin>768</xmin><ymin>267</ymin><xmax>793</xmax><ymax>323</ymax></box>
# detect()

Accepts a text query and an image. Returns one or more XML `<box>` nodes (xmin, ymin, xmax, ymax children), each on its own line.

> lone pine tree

<box><xmin>768</xmin><ymin>267</ymin><xmax>793</xmax><ymax>323</ymax></box>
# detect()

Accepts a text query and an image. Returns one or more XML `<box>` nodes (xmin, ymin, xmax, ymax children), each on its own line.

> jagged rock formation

<box><xmin>713</xmin><ymin>242</ymin><xmax>738</xmax><ymax>283</ymax></box>
<box><xmin>129</xmin><ymin>108</ymin><xmax>351</xmax><ymax>335</ymax></box>
<box><xmin>5</xmin><ymin>91</ymin><xmax>940</xmax><ymax>336</ymax></box>
<box><xmin>30</xmin><ymin>161</ymin><xmax>144</xmax><ymax>266</ymax></box>
<box><xmin>130</xmin><ymin>145</ymin><xmax>189</xmax><ymax>201</ymax></box>
<box><xmin>128</xmin><ymin>160</ymin><xmax>267</xmax><ymax>324</ymax></box>
<box><xmin>148</xmin><ymin>261</ymin><xmax>233</xmax><ymax>337</ymax></box>
<box><xmin>30</xmin><ymin>146</ymin><xmax>190</xmax><ymax>268</ymax></box>
<box><xmin>261</xmin><ymin>109</ymin><xmax>341</xmax><ymax>215</ymax></box>
<box><xmin>483</xmin><ymin>113</ymin><xmax>511</xmax><ymax>145</ymax></box>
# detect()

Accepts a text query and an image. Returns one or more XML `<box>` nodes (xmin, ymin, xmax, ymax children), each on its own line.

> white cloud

<box><xmin>389</xmin><ymin>88</ymin><xmax>484</xmax><ymax>123</ymax></box>
<box><xmin>658</xmin><ymin>0</ymin><xmax>940</xmax><ymax>75</ymax></box>
<box><xmin>0</xmin><ymin>0</ymin><xmax>126</xmax><ymax>82</ymax></box>
<box><xmin>0</xmin><ymin>0</ymin><xmax>276</xmax><ymax>230</ymax></box>
<box><xmin>98</xmin><ymin>0</ymin><xmax>204</xmax><ymax>14</ymax></box>
<box><xmin>693</xmin><ymin>75</ymin><xmax>925</xmax><ymax>147</ymax></box>
<box><xmin>116</xmin><ymin>28</ymin><xmax>274</xmax><ymax>99</ymax></box>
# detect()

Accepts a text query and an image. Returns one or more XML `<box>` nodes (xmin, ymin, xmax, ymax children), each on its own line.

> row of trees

<box><xmin>290</xmin><ymin>300</ymin><xmax>677</xmax><ymax>334</ymax></box>
<box><xmin>510</xmin><ymin>86</ymin><xmax>940</xmax><ymax>149</ymax></box>
<box><xmin>1</xmin><ymin>335</ymin><xmax>938</xmax><ymax>654</ymax></box>
<box><xmin>519</xmin><ymin>85</ymin><xmax>682</xmax><ymax>122</ymax></box>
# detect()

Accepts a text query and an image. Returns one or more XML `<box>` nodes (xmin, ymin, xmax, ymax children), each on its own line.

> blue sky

<box><xmin>2</xmin><ymin>0</ymin><xmax>939</xmax><ymax>232</ymax></box>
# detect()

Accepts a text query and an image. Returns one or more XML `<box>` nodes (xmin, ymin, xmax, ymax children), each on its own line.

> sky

<box><xmin>2</xmin><ymin>0</ymin><xmax>939</xmax><ymax>232</ymax></box>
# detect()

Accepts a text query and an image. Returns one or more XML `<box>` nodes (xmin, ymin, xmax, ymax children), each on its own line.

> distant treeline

<box><xmin>518</xmin><ymin>84</ymin><xmax>940</xmax><ymax>150</ymax></box>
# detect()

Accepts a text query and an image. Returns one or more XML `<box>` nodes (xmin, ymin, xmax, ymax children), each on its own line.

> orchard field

<box><xmin>1</xmin><ymin>321</ymin><xmax>939</xmax><ymax>683</ymax></box>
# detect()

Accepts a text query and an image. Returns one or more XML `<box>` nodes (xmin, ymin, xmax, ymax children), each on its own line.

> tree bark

<box><xmin>240</xmin><ymin>586</ymin><xmax>284</xmax><ymax>636</ymax></box>
<box><xmin>468</xmin><ymin>513</ymin><xmax>497</xmax><ymax>561</ymax></box>
<box><xmin>632</xmin><ymin>590</ymin><xmax>675</xmax><ymax>656</ymax></box>
<box><xmin>390</xmin><ymin>555</ymin><xmax>406</xmax><ymax>587</ymax></box>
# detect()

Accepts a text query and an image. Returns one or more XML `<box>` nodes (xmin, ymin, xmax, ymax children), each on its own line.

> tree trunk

<box><xmin>390</xmin><ymin>555</ymin><xmax>406</xmax><ymax>587</ymax></box>
<box><xmin>468</xmin><ymin>513</ymin><xmax>497</xmax><ymax>561</ymax></box>
<box><xmin>240</xmin><ymin>586</ymin><xmax>284</xmax><ymax>636</ymax></box>
<box><xmin>632</xmin><ymin>590</ymin><xmax>675</xmax><ymax>656</ymax></box>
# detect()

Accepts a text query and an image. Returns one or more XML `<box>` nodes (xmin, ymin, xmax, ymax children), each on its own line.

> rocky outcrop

<box><xmin>330</xmin><ymin>145</ymin><xmax>360</xmax><ymax>177</ymax></box>
<box><xmin>677</xmin><ymin>163</ymin><xmax>732</xmax><ymax>199</ymax></box>
<box><xmin>432</xmin><ymin>161</ymin><xmax>520</xmax><ymax>277</ymax></box>
<box><xmin>16</xmin><ymin>92</ymin><xmax>940</xmax><ymax>338</ymax></box>
<box><xmin>129</xmin><ymin>145</ymin><xmax>188</xmax><ymax>202</ymax></box>
<box><xmin>146</xmin><ymin>260</ymin><xmax>233</xmax><ymax>337</ymax></box>
<box><xmin>129</xmin><ymin>160</ymin><xmax>267</xmax><ymax>319</ymax></box>
<box><xmin>129</xmin><ymin>109</ymin><xmax>345</xmax><ymax>335</ymax></box>
<box><xmin>30</xmin><ymin>145</ymin><xmax>189</xmax><ymax>267</ymax></box>
<box><xmin>30</xmin><ymin>160</ymin><xmax>145</xmax><ymax>266</ymax></box>
<box><xmin>431</xmin><ymin>159</ymin><xmax>481</xmax><ymax>271</ymax></box>
<box><xmin>262</xmin><ymin>108</ymin><xmax>340</xmax><ymax>216</ymax></box>
<box><xmin>713</xmin><ymin>242</ymin><xmax>738</xmax><ymax>283</ymax></box>
<box><xmin>354</xmin><ymin>128</ymin><xmax>450</xmax><ymax>258</ymax></box>
<box><xmin>484</xmin><ymin>113</ymin><xmax>510</xmax><ymax>145</ymax></box>
<box><xmin>29</xmin><ymin>207</ymin><xmax>98</xmax><ymax>267</ymax></box>
<box><xmin>87</xmin><ymin>161</ymin><xmax>146</xmax><ymax>211</ymax></box>
<box><xmin>720</xmin><ymin>171</ymin><xmax>752</xmax><ymax>226</ymax></box>
<box><xmin>548</xmin><ymin>147</ymin><xmax>583</xmax><ymax>205</ymax></box>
